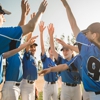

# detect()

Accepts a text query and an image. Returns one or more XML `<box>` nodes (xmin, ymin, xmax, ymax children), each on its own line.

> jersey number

<box><xmin>87</xmin><ymin>57</ymin><xmax>100</xmax><ymax>82</ymax></box>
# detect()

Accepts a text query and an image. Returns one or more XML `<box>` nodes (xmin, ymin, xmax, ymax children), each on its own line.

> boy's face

<box><xmin>85</xmin><ymin>31</ymin><xmax>93</xmax><ymax>40</ymax></box>
<box><xmin>62</xmin><ymin>48</ymin><xmax>73</xmax><ymax>60</ymax></box>
<box><xmin>30</xmin><ymin>45</ymin><xmax>37</xmax><ymax>55</ymax></box>
<box><xmin>0</xmin><ymin>14</ymin><xmax>5</xmax><ymax>27</ymax></box>
<box><xmin>48</xmin><ymin>48</ymin><xmax>53</xmax><ymax>56</ymax></box>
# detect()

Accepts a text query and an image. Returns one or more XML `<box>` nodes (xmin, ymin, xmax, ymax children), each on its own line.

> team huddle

<box><xmin>0</xmin><ymin>0</ymin><xmax>100</xmax><ymax>100</ymax></box>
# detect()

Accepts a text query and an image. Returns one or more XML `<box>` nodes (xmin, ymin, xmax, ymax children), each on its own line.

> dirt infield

<box><xmin>35</xmin><ymin>75</ymin><xmax>45</xmax><ymax>92</ymax></box>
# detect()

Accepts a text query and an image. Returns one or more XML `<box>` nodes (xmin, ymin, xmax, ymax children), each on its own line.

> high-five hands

<box><xmin>39</xmin><ymin>68</ymin><xmax>51</xmax><ymax>76</ymax></box>
<box><xmin>38</xmin><ymin>0</ymin><xmax>48</xmax><ymax>13</ymax></box>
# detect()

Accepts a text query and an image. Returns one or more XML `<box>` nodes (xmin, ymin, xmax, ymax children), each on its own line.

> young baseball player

<box><xmin>48</xmin><ymin>23</ymin><xmax>82</xmax><ymax>100</ymax></box>
<box><xmin>39</xmin><ymin>21</ymin><xmax>58</xmax><ymax>100</ymax></box>
<box><xmin>60</xmin><ymin>0</ymin><xmax>100</xmax><ymax>100</ymax></box>
<box><xmin>0</xmin><ymin>0</ymin><xmax>47</xmax><ymax>54</ymax></box>
<box><xmin>60</xmin><ymin>0</ymin><xmax>91</xmax><ymax>99</ymax></box>
<box><xmin>20</xmin><ymin>31</ymin><xmax>38</xmax><ymax>100</ymax></box>
<box><xmin>2</xmin><ymin>35</ymin><xmax>38</xmax><ymax>100</ymax></box>
<box><xmin>1</xmin><ymin>1</ymin><xmax>31</xmax><ymax>100</ymax></box>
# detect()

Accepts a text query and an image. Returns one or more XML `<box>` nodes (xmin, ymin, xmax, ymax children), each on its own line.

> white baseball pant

<box><xmin>20</xmin><ymin>79</ymin><xmax>35</xmax><ymax>100</ymax></box>
<box><xmin>1</xmin><ymin>81</ymin><xmax>20</xmax><ymax>100</ymax></box>
<box><xmin>43</xmin><ymin>81</ymin><xmax>58</xmax><ymax>100</ymax></box>
<box><xmin>61</xmin><ymin>82</ymin><xmax>82</xmax><ymax>100</ymax></box>
<box><xmin>82</xmin><ymin>87</ymin><xmax>90</xmax><ymax>100</ymax></box>
<box><xmin>88</xmin><ymin>91</ymin><xmax>100</xmax><ymax>100</ymax></box>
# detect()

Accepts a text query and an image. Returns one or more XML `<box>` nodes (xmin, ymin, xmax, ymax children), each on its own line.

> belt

<box><xmin>27</xmin><ymin>80</ymin><xmax>34</xmax><ymax>84</ymax></box>
<box><xmin>48</xmin><ymin>81</ymin><xmax>56</xmax><ymax>84</ymax></box>
<box><xmin>15</xmin><ymin>83</ymin><xmax>20</xmax><ymax>86</ymax></box>
<box><xmin>95</xmin><ymin>91</ymin><xmax>100</xmax><ymax>95</ymax></box>
<box><xmin>4</xmin><ymin>81</ymin><xmax>20</xmax><ymax>86</ymax></box>
<box><xmin>64</xmin><ymin>82</ymin><xmax>77</xmax><ymax>87</ymax></box>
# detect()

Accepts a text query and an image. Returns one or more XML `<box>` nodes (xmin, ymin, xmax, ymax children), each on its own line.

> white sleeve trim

<box><xmin>0</xmin><ymin>34</ymin><xmax>21</xmax><ymax>41</ymax></box>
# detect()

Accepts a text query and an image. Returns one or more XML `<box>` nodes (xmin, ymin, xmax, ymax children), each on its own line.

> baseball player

<box><xmin>1</xmin><ymin>35</ymin><xmax>37</xmax><ymax>100</ymax></box>
<box><xmin>39</xmin><ymin>21</ymin><xmax>58</xmax><ymax>100</ymax></box>
<box><xmin>1</xmin><ymin>1</ymin><xmax>31</xmax><ymax>100</ymax></box>
<box><xmin>20</xmin><ymin>31</ymin><xmax>38</xmax><ymax>100</ymax></box>
<box><xmin>60</xmin><ymin>0</ymin><xmax>100</xmax><ymax>100</ymax></box>
<box><xmin>48</xmin><ymin>23</ymin><xmax>82</xmax><ymax>100</ymax></box>
<box><xmin>60</xmin><ymin>0</ymin><xmax>91</xmax><ymax>99</ymax></box>
<box><xmin>0</xmin><ymin>0</ymin><xmax>47</xmax><ymax>55</ymax></box>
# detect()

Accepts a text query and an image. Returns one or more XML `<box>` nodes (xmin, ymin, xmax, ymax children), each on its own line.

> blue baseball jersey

<box><xmin>22</xmin><ymin>51</ymin><xmax>37</xmax><ymax>80</ymax></box>
<box><xmin>55</xmin><ymin>54</ymin><xmax>81</xmax><ymax>84</ymax></box>
<box><xmin>41</xmin><ymin>53</ymin><xmax>58</xmax><ymax>82</ymax></box>
<box><xmin>0</xmin><ymin>55</ymin><xmax>3</xmax><ymax>84</ymax></box>
<box><xmin>0</xmin><ymin>26</ymin><xmax>22</xmax><ymax>54</ymax></box>
<box><xmin>6</xmin><ymin>53</ymin><xmax>23</xmax><ymax>82</ymax></box>
<box><xmin>76</xmin><ymin>32</ymin><xmax>100</xmax><ymax>92</ymax></box>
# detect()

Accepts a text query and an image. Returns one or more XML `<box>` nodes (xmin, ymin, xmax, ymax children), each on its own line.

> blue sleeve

<box><xmin>0</xmin><ymin>26</ymin><xmax>23</xmax><ymax>54</ymax></box>
<box><xmin>41</xmin><ymin>53</ymin><xmax>47</xmax><ymax>62</ymax></box>
<box><xmin>55</xmin><ymin>54</ymin><xmax>63</xmax><ymax>65</ymax></box>
<box><xmin>76</xmin><ymin>32</ymin><xmax>91</xmax><ymax>57</ymax></box>
<box><xmin>0</xmin><ymin>26</ymin><xmax>22</xmax><ymax>39</ymax></box>
<box><xmin>66</xmin><ymin>55</ymin><xmax>81</xmax><ymax>70</ymax></box>
<box><xmin>24</xmin><ymin>51</ymin><xmax>31</xmax><ymax>60</ymax></box>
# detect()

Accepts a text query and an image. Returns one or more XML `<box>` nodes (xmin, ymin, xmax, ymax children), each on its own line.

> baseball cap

<box><xmin>48</xmin><ymin>47</ymin><xmax>57</xmax><ymax>50</ymax></box>
<box><xmin>82</xmin><ymin>22</ymin><xmax>100</xmax><ymax>35</ymax></box>
<box><xmin>0</xmin><ymin>4</ymin><xmax>11</xmax><ymax>15</ymax></box>
<box><xmin>61</xmin><ymin>47</ymin><xmax>69</xmax><ymax>51</ymax></box>
<box><xmin>30</xmin><ymin>43</ymin><xmax>38</xmax><ymax>47</ymax></box>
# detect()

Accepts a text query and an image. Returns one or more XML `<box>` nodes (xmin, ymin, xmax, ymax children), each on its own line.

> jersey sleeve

<box><xmin>41</xmin><ymin>53</ymin><xmax>47</xmax><ymax>62</ymax></box>
<box><xmin>76</xmin><ymin>32</ymin><xmax>91</xmax><ymax>57</ymax></box>
<box><xmin>55</xmin><ymin>54</ymin><xmax>63</xmax><ymax>65</ymax></box>
<box><xmin>0</xmin><ymin>26</ymin><xmax>22</xmax><ymax>39</ymax></box>
<box><xmin>66</xmin><ymin>55</ymin><xmax>82</xmax><ymax>70</ymax></box>
<box><xmin>0</xmin><ymin>26</ymin><xmax>23</xmax><ymax>54</ymax></box>
<box><xmin>23</xmin><ymin>51</ymin><xmax>31</xmax><ymax>60</ymax></box>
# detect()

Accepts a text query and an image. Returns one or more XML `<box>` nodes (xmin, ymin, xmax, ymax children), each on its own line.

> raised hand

<box><xmin>38</xmin><ymin>0</ymin><xmax>48</xmax><ymax>13</ymax></box>
<box><xmin>56</xmin><ymin>38</ymin><xmax>67</xmax><ymax>46</ymax></box>
<box><xmin>27</xmin><ymin>35</ymin><xmax>38</xmax><ymax>46</ymax></box>
<box><xmin>39</xmin><ymin>68</ymin><xmax>51</xmax><ymax>76</ymax></box>
<box><xmin>61</xmin><ymin>0</ymin><xmax>67</xmax><ymax>7</ymax></box>
<box><xmin>21</xmin><ymin>0</ymin><xmax>30</xmax><ymax>15</ymax></box>
<box><xmin>47</xmin><ymin>23</ymin><xmax>54</xmax><ymax>36</ymax></box>
<box><xmin>39</xmin><ymin>21</ymin><xmax>46</xmax><ymax>33</ymax></box>
<box><xmin>30</xmin><ymin>12</ymin><xmax>36</xmax><ymax>19</ymax></box>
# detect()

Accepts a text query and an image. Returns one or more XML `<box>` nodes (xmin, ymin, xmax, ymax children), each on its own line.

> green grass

<box><xmin>38</xmin><ymin>91</ymin><xmax>43</xmax><ymax>100</ymax></box>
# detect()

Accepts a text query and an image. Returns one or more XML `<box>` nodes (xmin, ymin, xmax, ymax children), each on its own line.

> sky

<box><xmin>1</xmin><ymin>0</ymin><xmax>100</xmax><ymax>61</ymax></box>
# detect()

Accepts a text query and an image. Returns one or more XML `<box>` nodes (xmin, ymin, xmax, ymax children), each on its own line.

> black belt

<box><xmin>15</xmin><ymin>83</ymin><xmax>20</xmax><ymax>86</ymax></box>
<box><xmin>64</xmin><ymin>82</ymin><xmax>77</xmax><ymax>87</ymax></box>
<box><xmin>48</xmin><ymin>81</ymin><xmax>56</xmax><ymax>84</ymax></box>
<box><xmin>27</xmin><ymin>80</ymin><xmax>34</xmax><ymax>84</ymax></box>
<box><xmin>95</xmin><ymin>91</ymin><xmax>100</xmax><ymax>95</ymax></box>
<box><xmin>4</xmin><ymin>81</ymin><xmax>20</xmax><ymax>86</ymax></box>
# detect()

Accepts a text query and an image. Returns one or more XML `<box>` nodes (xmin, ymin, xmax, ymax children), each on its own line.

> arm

<box><xmin>48</xmin><ymin>23</ymin><xmax>58</xmax><ymax>60</ymax></box>
<box><xmin>21</xmin><ymin>0</ymin><xmax>47</xmax><ymax>36</ymax></box>
<box><xmin>25</xmin><ymin>13</ymin><xmax>36</xmax><ymax>52</ymax></box>
<box><xmin>25</xmin><ymin>32</ymin><xmax>32</xmax><ymax>52</ymax></box>
<box><xmin>3</xmin><ymin>36</ymin><xmax>38</xmax><ymax>59</ymax></box>
<box><xmin>39</xmin><ymin>21</ymin><xmax>46</xmax><ymax>55</ymax></box>
<box><xmin>61</xmin><ymin>0</ymin><xmax>80</xmax><ymax>37</ymax></box>
<box><xmin>18</xmin><ymin>0</ymin><xmax>30</xmax><ymax>26</ymax></box>
<box><xmin>39</xmin><ymin>64</ymin><xmax>69</xmax><ymax>75</ymax></box>
<box><xmin>56</xmin><ymin>38</ymin><xmax>79</xmax><ymax>53</ymax></box>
